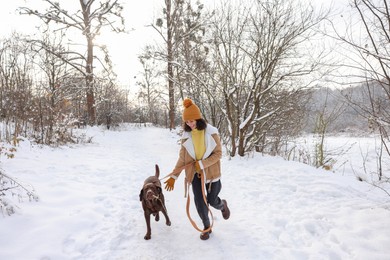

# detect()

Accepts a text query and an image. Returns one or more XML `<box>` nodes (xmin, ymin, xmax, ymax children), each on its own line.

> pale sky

<box><xmin>1</xmin><ymin>0</ymin><xmax>349</xmax><ymax>88</ymax></box>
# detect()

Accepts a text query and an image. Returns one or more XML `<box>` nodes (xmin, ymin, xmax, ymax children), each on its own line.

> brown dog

<box><xmin>139</xmin><ymin>164</ymin><xmax>171</xmax><ymax>240</ymax></box>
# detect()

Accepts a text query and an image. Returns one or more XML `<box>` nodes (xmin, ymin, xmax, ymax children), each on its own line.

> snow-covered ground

<box><xmin>1</xmin><ymin>125</ymin><xmax>389</xmax><ymax>260</ymax></box>
<box><xmin>292</xmin><ymin>133</ymin><xmax>390</xmax><ymax>182</ymax></box>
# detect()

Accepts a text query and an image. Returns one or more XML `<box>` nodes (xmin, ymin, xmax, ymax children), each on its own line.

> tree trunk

<box><xmin>85</xmin><ymin>26</ymin><xmax>96</xmax><ymax>125</ymax></box>
<box><xmin>166</xmin><ymin>0</ymin><xmax>175</xmax><ymax>130</ymax></box>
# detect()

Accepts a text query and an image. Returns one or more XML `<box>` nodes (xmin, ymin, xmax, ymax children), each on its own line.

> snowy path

<box><xmin>1</xmin><ymin>126</ymin><xmax>389</xmax><ymax>260</ymax></box>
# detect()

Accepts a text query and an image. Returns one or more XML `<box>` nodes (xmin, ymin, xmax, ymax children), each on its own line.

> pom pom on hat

<box><xmin>183</xmin><ymin>98</ymin><xmax>193</xmax><ymax>108</ymax></box>
<box><xmin>182</xmin><ymin>98</ymin><xmax>202</xmax><ymax>121</ymax></box>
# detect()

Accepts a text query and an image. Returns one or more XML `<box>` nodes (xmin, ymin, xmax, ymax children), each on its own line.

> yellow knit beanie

<box><xmin>182</xmin><ymin>98</ymin><xmax>202</xmax><ymax>121</ymax></box>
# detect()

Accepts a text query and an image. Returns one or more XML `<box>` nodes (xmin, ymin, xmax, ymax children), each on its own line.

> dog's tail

<box><xmin>155</xmin><ymin>164</ymin><xmax>160</xmax><ymax>178</ymax></box>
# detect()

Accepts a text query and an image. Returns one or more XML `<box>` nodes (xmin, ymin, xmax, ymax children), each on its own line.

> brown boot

<box><xmin>200</xmin><ymin>228</ymin><xmax>212</xmax><ymax>240</ymax></box>
<box><xmin>221</xmin><ymin>199</ymin><xmax>230</xmax><ymax>220</ymax></box>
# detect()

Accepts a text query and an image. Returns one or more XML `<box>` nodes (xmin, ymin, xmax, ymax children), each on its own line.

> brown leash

<box><xmin>185</xmin><ymin>169</ymin><xmax>214</xmax><ymax>233</ymax></box>
<box><xmin>159</xmin><ymin>162</ymin><xmax>194</xmax><ymax>181</ymax></box>
<box><xmin>160</xmin><ymin>162</ymin><xmax>214</xmax><ymax>233</ymax></box>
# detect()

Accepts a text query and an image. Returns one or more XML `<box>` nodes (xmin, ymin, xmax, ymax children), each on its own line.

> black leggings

<box><xmin>191</xmin><ymin>174</ymin><xmax>223</xmax><ymax>229</ymax></box>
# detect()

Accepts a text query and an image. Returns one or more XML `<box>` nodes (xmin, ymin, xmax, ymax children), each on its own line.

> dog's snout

<box><xmin>146</xmin><ymin>189</ymin><xmax>155</xmax><ymax>200</ymax></box>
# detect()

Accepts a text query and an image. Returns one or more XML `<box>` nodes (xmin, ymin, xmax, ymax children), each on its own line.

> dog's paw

<box><xmin>166</xmin><ymin>220</ymin><xmax>171</xmax><ymax>226</ymax></box>
<box><xmin>144</xmin><ymin>234</ymin><xmax>151</xmax><ymax>240</ymax></box>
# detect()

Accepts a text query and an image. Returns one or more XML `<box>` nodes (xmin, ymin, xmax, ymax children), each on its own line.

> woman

<box><xmin>164</xmin><ymin>98</ymin><xmax>230</xmax><ymax>240</ymax></box>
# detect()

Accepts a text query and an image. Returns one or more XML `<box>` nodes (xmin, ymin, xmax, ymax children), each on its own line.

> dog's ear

<box><xmin>139</xmin><ymin>189</ymin><xmax>144</xmax><ymax>201</ymax></box>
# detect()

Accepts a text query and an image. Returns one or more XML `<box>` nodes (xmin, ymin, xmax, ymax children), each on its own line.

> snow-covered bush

<box><xmin>0</xmin><ymin>169</ymin><xmax>38</xmax><ymax>216</ymax></box>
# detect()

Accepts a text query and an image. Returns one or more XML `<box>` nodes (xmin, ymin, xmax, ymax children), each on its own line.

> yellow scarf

<box><xmin>191</xmin><ymin>129</ymin><xmax>206</xmax><ymax>160</ymax></box>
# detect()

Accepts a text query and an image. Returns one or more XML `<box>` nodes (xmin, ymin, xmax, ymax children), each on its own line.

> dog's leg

<box><xmin>160</xmin><ymin>198</ymin><xmax>171</xmax><ymax>226</ymax></box>
<box><xmin>162</xmin><ymin>209</ymin><xmax>171</xmax><ymax>226</ymax></box>
<box><xmin>155</xmin><ymin>212</ymin><xmax>160</xmax><ymax>222</ymax></box>
<box><xmin>144</xmin><ymin>212</ymin><xmax>152</xmax><ymax>240</ymax></box>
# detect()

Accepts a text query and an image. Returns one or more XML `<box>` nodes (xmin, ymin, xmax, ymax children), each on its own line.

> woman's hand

<box><xmin>164</xmin><ymin>177</ymin><xmax>175</xmax><ymax>191</ymax></box>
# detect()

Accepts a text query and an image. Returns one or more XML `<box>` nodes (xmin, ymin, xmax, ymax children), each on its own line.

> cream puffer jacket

<box><xmin>171</xmin><ymin>124</ymin><xmax>222</xmax><ymax>184</ymax></box>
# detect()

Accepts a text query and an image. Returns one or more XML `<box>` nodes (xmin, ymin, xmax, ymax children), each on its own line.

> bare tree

<box><xmin>313</xmin><ymin>88</ymin><xmax>346</xmax><ymax>168</ymax></box>
<box><xmin>19</xmin><ymin>0</ymin><xmax>125</xmax><ymax>125</ymax></box>
<box><xmin>331</xmin><ymin>0</ymin><xmax>390</xmax><ymax>180</ymax></box>
<box><xmin>95</xmin><ymin>78</ymin><xmax>128</xmax><ymax>129</ymax></box>
<box><xmin>0</xmin><ymin>33</ymin><xmax>35</xmax><ymax>142</ymax></box>
<box><xmin>152</xmin><ymin>0</ymin><xmax>176</xmax><ymax>129</ymax></box>
<box><xmin>207</xmin><ymin>0</ymin><xmax>329</xmax><ymax>156</ymax></box>
<box><xmin>152</xmin><ymin>0</ymin><xmax>209</xmax><ymax>129</ymax></box>
<box><xmin>28</xmin><ymin>31</ymin><xmax>76</xmax><ymax>144</ymax></box>
<box><xmin>136</xmin><ymin>46</ymin><xmax>167</xmax><ymax>126</ymax></box>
